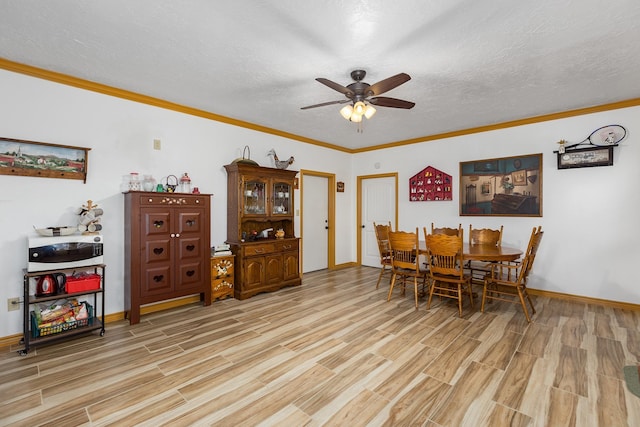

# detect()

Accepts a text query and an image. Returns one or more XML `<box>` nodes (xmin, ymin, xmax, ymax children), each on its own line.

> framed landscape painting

<box><xmin>0</xmin><ymin>137</ymin><xmax>90</xmax><ymax>182</ymax></box>
<box><xmin>460</xmin><ymin>153</ymin><xmax>542</xmax><ymax>217</ymax></box>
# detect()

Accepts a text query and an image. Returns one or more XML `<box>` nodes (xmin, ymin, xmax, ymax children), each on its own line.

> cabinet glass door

<box><xmin>244</xmin><ymin>180</ymin><xmax>266</xmax><ymax>214</ymax></box>
<box><xmin>272</xmin><ymin>182</ymin><xmax>291</xmax><ymax>215</ymax></box>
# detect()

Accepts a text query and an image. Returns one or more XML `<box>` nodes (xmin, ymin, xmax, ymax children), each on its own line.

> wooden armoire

<box><xmin>124</xmin><ymin>191</ymin><xmax>211</xmax><ymax>324</ymax></box>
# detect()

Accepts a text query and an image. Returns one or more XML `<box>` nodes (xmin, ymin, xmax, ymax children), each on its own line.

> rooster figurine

<box><xmin>267</xmin><ymin>149</ymin><xmax>294</xmax><ymax>169</ymax></box>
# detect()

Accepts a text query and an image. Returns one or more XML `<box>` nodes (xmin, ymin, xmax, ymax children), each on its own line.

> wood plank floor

<box><xmin>1</xmin><ymin>266</ymin><xmax>639</xmax><ymax>426</ymax></box>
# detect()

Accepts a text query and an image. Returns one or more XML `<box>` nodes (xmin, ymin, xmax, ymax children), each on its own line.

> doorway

<box><xmin>357</xmin><ymin>173</ymin><xmax>398</xmax><ymax>267</ymax></box>
<box><xmin>301</xmin><ymin>170</ymin><xmax>335</xmax><ymax>273</ymax></box>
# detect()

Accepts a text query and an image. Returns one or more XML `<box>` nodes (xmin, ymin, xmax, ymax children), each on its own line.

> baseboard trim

<box><xmin>333</xmin><ymin>262</ymin><xmax>358</xmax><ymax>269</ymax></box>
<box><xmin>140</xmin><ymin>295</ymin><xmax>202</xmax><ymax>315</ymax></box>
<box><xmin>528</xmin><ymin>288</ymin><xmax>640</xmax><ymax>311</ymax></box>
<box><xmin>0</xmin><ymin>333</ymin><xmax>22</xmax><ymax>349</ymax></box>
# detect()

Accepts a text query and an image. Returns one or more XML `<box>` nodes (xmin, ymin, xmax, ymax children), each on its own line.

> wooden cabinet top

<box><xmin>224</xmin><ymin>163</ymin><xmax>298</xmax><ymax>178</ymax></box>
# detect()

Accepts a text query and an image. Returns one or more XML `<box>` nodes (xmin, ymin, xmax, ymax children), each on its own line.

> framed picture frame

<box><xmin>0</xmin><ymin>137</ymin><xmax>90</xmax><ymax>182</ymax></box>
<box><xmin>557</xmin><ymin>146</ymin><xmax>613</xmax><ymax>169</ymax></box>
<box><xmin>512</xmin><ymin>169</ymin><xmax>527</xmax><ymax>186</ymax></box>
<box><xmin>460</xmin><ymin>153</ymin><xmax>542</xmax><ymax>217</ymax></box>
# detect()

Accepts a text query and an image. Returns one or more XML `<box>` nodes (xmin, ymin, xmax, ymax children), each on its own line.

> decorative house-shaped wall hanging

<box><xmin>409</xmin><ymin>166</ymin><xmax>452</xmax><ymax>201</ymax></box>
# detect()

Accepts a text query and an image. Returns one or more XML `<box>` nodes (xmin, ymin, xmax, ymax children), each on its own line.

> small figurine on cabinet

<box><xmin>267</xmin><ymin>149</ymin><xmax>295</xmax><ymax>169</ymax></box>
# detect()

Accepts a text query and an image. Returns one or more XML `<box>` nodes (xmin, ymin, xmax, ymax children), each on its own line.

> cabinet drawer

<box><xmin>211</xmin><ymin>256</ymin><xmax>234</xmax><ymax>279</ymax></box>
<box><xmin>242</xmin><ymin>243</ymin><xmax>276</xmax><ymax>257</ymax></box>
<box><xmin>136</xmin><ymin>193</ymin><xmax>209</xmax><ymax>207</ymax></box>
<box><xmin>275</xmin><ymin>240</ymin><xmax>298</xmax><ymax>252</ymax></box>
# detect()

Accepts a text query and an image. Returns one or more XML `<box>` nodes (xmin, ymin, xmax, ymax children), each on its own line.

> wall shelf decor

<box><xmin>409</xmin><ymin>166</ymin><xmax>452</xmax><ymax>201</ymax></box>
<box><xmin>460</xmin><ymin>154</ymin><xmax>542</xmax><ymax>217</ymax></box>
<box><xmin>0</xmin><ymin>137</ymin><xmax>90</xmax><ymax>182</ymax></box>
<box><xmin>554</xmin><ymin>124</ymin><xmax>626</xmax><ymax>169</ymax></box>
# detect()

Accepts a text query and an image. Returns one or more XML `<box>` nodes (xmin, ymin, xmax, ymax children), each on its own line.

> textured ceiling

<box><xmin>1</xmin><ymin>0</ymin><xmax>640</xmax><ymax>151</ymax></box>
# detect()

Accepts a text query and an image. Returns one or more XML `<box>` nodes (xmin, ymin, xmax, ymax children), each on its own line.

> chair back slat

<box><xmin>388</xmin><ymin>229</ymin><xmax>419</xmax><ymax>270</ymax></box>
<box><xmin>387</xmin><ymin>228</ymin><xmax>427</xmax><ymax>309</ymax></box>
<box><xmin>424</xmin><ymin>231</ymin><xmax>465</xmax><ymax>279</ymax></box>
<box><xmin>469</xmin><ymin>225</ymin><xmax>503</xmax><ymax>246</ymax></box>
<box><xmin>518</xmin><ymin>226</ymin><xmax>543</xmax><ymax>283</ymax></box>
<box><xmin>374</xmin><ymin>221</ymin><xmax>392</xmax><ymax>261</ymax></box>
<box><xmin>431</xmin><ymin>222</ymin><xmax>462</xmax><ymax>237</ymax></box>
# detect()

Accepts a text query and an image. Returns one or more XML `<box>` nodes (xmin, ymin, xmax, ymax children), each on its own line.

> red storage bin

<box><xmin>66</xmin><ymin>274</ymin><xmax>101</xmax><ymax>293</ymax></box>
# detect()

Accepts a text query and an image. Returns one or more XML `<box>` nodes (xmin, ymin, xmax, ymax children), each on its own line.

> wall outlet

<box><xmin>7</xmin><ymin>297</ymin><xmax>20</xmax><ymax>312</ymax></box>
<box><xmin>153</xmin><ymin>139</ymin><xmax>161</xmax><ymax>150</ymax></box>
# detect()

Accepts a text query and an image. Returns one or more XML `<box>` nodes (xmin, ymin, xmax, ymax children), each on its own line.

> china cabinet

<box><xmin>124</xmin><ymin>192</ymin><xmax>211</xmax><ymax>324</ymax></box>
<box><xmin>224</xmin><ymin>163</ymin><xmax>301</xmax><ymax>299</ymax></box>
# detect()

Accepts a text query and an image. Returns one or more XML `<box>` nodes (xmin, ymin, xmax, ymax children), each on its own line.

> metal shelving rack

<box><xmin>20</xmin><ymin>264</ymin><xmax>105</xmax><ymax>355</ymax></box>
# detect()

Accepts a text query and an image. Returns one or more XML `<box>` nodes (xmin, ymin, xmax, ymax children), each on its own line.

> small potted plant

<box><xmin>501</xmin><ymin>176</ymin><xmax>514</xmax><ymax>194</ymax></box>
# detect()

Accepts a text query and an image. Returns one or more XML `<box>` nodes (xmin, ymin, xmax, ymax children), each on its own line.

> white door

<box><xmin>361</xmin><ymin>176</ymin><xmax>396</xmax><ymax>267</ymax></box>
<box><xmin>303</xmin><ymin>175</ymin><xmax>329</xmax><ymax>272</ymax></box>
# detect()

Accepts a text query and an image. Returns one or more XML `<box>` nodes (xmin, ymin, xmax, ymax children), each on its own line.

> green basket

<box><xmin>31</xmin><ymin>302</ymin><xmax>93</xmax><ymax>338</ymax></box>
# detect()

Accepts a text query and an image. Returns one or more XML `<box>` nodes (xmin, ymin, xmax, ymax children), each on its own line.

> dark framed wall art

<box><xmin>557</xmin><ymin>146</ymin><xmax>613</xmax><ymax>169</ymax></box>
<box><xmin>460</xmin><ymin>153</ymin><xmax>542</xmax><ymax>217</ymax></box>
<box><xmin>0</xmin><ymin>137</ymin><xmax>90</xmax><ymax>182</ymax></box>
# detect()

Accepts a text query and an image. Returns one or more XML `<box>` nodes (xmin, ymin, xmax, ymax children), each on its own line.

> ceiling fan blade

<box><xmin>366</xmin><ymin>73</ymin><xmax>411</xmax><ymax>96</ymax></box>
<box><xmin>316</xmin><ymin>78</ymin><xmax>355</xmax><ymax>98</ymax></box>
<box><xmin>300</xmin><ymin>99</ymin><xmax>351</xmax><ymax>110</ymax></box>
<box><xmin>369</xmin><ymin>96</ymin><xmax>415</xmax><ymax>109</ymax></box>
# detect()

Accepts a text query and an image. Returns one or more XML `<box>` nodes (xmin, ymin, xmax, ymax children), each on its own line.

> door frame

<box><xmin>300</xmin><ymin>169</ymin><xmax>336</xmax><ymax>271</ymax></box>
<box><xmin>356</xmin><ymin>173</ymin><xmax>399</xmax><ymax>265</ymax></box>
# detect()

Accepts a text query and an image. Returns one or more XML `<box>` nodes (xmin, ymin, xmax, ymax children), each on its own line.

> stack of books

<box><xmin>212</xmin><ymin>244</ymin><xmax>232</xmax><ymax>257</ymax></box>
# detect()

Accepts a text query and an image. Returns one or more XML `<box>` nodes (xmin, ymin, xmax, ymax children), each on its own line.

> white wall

<box><xmin>353</xmin><ymin>110</ymin><xmax>640</xmax><ymax>305</ymax></box>
<box><xmin>1</xmin><ymin>68</ymin><xmax>638</xmax><ymax>338</ymax></box>
<box><xmin>0</xmin><ymin>69</ymin><xmax>353</xmax><ymax>337</ymax></box>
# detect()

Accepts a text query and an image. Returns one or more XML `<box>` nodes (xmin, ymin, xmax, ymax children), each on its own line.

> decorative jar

<box><xmin>142</xmin><ymin>175</ymin><xmax>156</xmax><ymax>191</ymax></box>
<box><xmin>180</xmin><ymin>173</ymin><xmax>192</xmax><ymax>193</ymax></box>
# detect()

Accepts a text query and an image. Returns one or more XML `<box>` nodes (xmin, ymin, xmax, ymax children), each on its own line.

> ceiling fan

<box><xmin>301</xmin><ymin>70</ymin><xmax>415</xmax><ymax>124</ymax></box>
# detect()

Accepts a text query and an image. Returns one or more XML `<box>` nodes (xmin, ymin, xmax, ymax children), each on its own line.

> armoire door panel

<box><xmin>244</xmin><ymin>258</ymin><xmax>265</xmax><ymax>290</ymax></box>
<box><xmin>144</xmin><ymin>211</ymin><xmax>171</xmax><ymax>236</ymax></box>
<box><xmin>177</xmin><ymin>261</ymin><xmax>203</xmax><ymax>290</ymax></box>
<box><xmin>145</xmin><ymin>239</ymin><xmax>172</xmax><ymax>263</ymax></box>
<box><xmin>283</xmin><ymin>251</ymin><xmax>299</xmax><ymax>281</ymax></box>
<box><xmin>177</xmin><ymin>211</ymin><xmax>203</xmax><ymax>235</ymax></box>
<box><xmin>178</xmin><ymin>236</ymin><xmax>202</xmax><ymax>260</ymax></box>
<box><xmin>265</xmin><ymin>255</ymin><xmax>283</xmax><ymax>284</ymax></box>
<box><xmin>143</xmin><ymin>265</ymin><xmax>173</xmax><ymax>295</ymax></box>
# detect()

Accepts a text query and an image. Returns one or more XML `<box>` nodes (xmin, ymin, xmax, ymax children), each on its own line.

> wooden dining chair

<box><xmin>424</xmin><ymin>230</ymin><xmax>473</xmax><ymax>317</ymax></box>
<box><xmin>431</xmin><ymin>222</ymin><xmax>462</xmax><ymax>237</ymax></box>
<box><xmin>373</xmin><ymin>221</ymin><xmax>393</xmax><ymax>289</ymax></box>
<box><xmin>467</xmin><ymin>224</ymin><xmax>504</xmax><ymax>285</ymax></box>
<box><xmin>481</xmin><ymin>226</ymin><xmax>543</xmax><ymax>322</ymax></box>
<box><xmin>387</xmin><ymin>228</ymin><xmax>428</xmax><ymax>309</ymax></box>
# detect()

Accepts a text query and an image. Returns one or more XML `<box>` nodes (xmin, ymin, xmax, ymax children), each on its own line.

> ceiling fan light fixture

<box><xmin>353</xmin><ymin>101</ymin><xmax>366</xmax><ymax>115</ymax></box>
<box><xmin>364</xmin><ymin>104</ymin><xmax>376</xmax><ymax>119</ymax></box>
<box><xmin>340</xmin><ymin>104</ymin><xmax>353</xmax><ymax>120</ymax></box>
<box><xmin>350</xmin><ymin>113</ymin><xmax>363</xmax><ymax>123</ymax></box>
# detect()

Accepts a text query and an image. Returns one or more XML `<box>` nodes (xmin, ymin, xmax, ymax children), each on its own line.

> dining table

<box><xmin>418</xmin><ymin>241</ymin><xmax>523</xmax><ymax>299</ymax></box>
<box><xmin>418</xmin><ymin>241</ymin><xmax>523</xmax><ymax>262</ymax></box>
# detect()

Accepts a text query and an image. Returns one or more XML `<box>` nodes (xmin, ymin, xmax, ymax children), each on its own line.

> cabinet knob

<box><xmin>171</xmin><ymin>233</ymin><xmax>175</xmax><ymax>237</ymax></box>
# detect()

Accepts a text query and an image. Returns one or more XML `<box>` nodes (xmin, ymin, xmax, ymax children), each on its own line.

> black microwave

<box><xmin>28</xmin><ymin>235</ymin><xmax>104</xmax><ymax>272</ymax></box>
